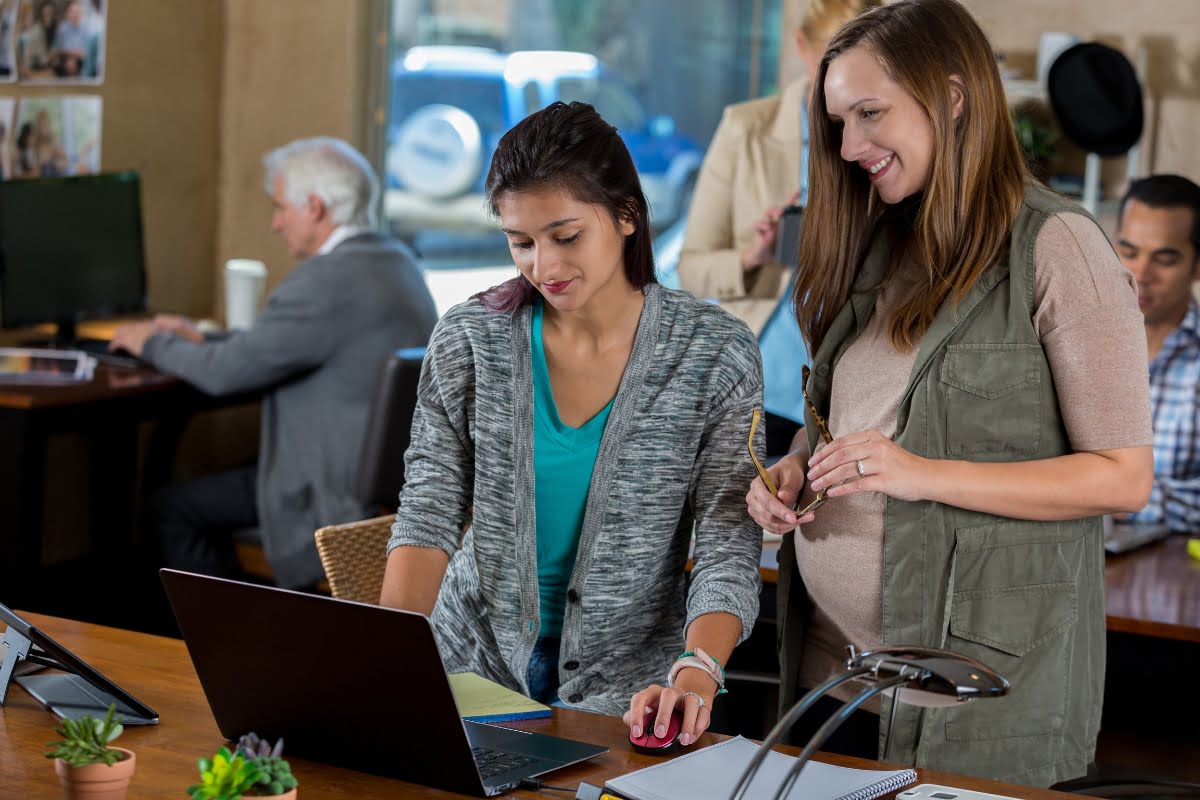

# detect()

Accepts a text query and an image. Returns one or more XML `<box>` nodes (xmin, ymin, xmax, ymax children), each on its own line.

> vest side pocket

<box><xmin>942</xmin><ymin>581</ymin><xmax>1076</xmax><ymax>741</ymax></box>
<box><xmin>939</xmin><ymin>343</ymin><xmax>1042</xmax><ymax>457</ymax></box>
<box><xmin>940</xmin><ymin>520</ymin><xmax>1083</xmax><ymax>743</ymax></box>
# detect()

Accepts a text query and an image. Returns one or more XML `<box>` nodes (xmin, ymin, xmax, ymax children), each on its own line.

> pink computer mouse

<box><xmin>629</xmin><ymin>707</ymin><xmax>684</xmax><ymax>754</ymax></box>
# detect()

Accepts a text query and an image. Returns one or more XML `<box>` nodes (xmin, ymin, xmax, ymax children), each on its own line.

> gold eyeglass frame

<box><xmin>748</xmin><ymin>365</ymin><xmax>836</xmax><ymax>517</ymax></box>
<box><xmin>748</xmin><ymin>409</ymin><xmax>778</xmax><ymax>497</ymax></box>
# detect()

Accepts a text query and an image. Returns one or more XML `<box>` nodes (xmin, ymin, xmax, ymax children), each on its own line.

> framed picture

<box><xmin>0</xmin><ymin>97</ymin><xmax>14</xmax><ymax>178</ymax></box>
<box><xmin>15</xmin><ymin>0</ymin><xmax>105</xmax><ymax>84</ymax></box>
<box><xmin>0</xmin><ymin>0</ymin><xmax>18</xmax><ymax>82</ymax></box>
<box><xmin>12</xmin><ymin>94</ymin><xmax>101</xmax><ymax>177</ymax></box>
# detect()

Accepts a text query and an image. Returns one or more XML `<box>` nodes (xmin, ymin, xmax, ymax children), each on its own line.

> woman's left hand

<box><xmin>622</xmin><ymin>669</ymin><xmax>717</xmax><ymax>747</ymax></box>
<box><xmin>805</xmin><ymin>429</ymin><xmax>931</xmax><ymax>502</ymax></box>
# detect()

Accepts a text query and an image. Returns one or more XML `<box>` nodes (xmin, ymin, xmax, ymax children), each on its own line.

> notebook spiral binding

<box><xmin>844</xmin><ymin>768</ymin><xmax>918</xmax><ymax>800</ymax></box>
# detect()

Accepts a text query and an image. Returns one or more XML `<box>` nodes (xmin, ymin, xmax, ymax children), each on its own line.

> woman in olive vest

<box><xmin>746</xmin><ymin>0</ymin><xmax>1153</xmax><ymax>786</ymax></box>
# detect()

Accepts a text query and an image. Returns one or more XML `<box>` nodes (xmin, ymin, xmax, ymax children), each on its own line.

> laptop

<box><xmin>1104</xmin><ymin>520</ymin><xmax>1172</xmax><ymax>554</ymax></box>
<box><xmin>0</xmin><ymin>603</ymin><xmax>158</xmax><ymax>724</ymax></box>
<box><xmin>159</xmin><ymin>569</ymin><xmax>607</xmax><ymax>796</ymax></box>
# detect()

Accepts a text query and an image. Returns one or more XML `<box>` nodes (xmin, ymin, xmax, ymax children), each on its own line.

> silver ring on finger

<box><xmin>681</xmin><ymin>690</ymin><xmax>707</xmax><ymax>709</ymax></box>
<box><xmin>856</xmin><ymin>459</ymin><xmax>866</xmax><ymax>477</ymax></box>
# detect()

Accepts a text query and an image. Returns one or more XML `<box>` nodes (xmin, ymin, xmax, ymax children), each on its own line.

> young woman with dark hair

<box><xmin>746</xmin><ymin>0</ymin><xmax>1152</xmax><ymax>784</ymax></box>
<box><xmin>382</xmin><ymin>102</ymin><xmax>763</xmax><ymax>748</ymax></box>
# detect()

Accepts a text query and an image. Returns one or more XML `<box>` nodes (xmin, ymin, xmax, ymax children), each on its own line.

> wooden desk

<box><xmin>0</xmin><ymin>614</ymin><xmax>1084</xmax><ymax>799</ymax></box>
<box><xmin>1104</xmin><ymin>534</ymin><xmax>1200</xmax><ymax>643</ymax></box>
<box><xmin>761</xmin><ymin>538</ymin><xmax>781</xmax><ymax>583</ymax></box>
<box><xmin>0</xmin><ymin>362</ymin><xmax>249</xmax><ymax>605</ymax></box>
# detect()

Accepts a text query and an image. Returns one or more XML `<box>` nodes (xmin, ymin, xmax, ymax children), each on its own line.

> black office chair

<box><xmin>235</xmin><ymin>347</ymin><xmax>425</xmax><ymax>590</ymax></box>
<box><xmin>355</xmin><ymin>346</ymin><xmax>425</xmax><ymax>513</ymax></box>
<box><xmin>311</xmin><ymin>347</ymin><xmax>425</xmax><ymax>602</ymax></box>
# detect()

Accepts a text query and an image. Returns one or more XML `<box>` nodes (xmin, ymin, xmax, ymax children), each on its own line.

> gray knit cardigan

<box><xmin>388</xmin><ymin>282</ymin><xmax>764</xmax><ymax>715</ymax></box>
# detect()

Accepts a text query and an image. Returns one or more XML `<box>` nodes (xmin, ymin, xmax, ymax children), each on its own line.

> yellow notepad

<box><xmin>449</xmin><ymin>672</ymin><xmax>552</xmax><ymax>723</ymax></box>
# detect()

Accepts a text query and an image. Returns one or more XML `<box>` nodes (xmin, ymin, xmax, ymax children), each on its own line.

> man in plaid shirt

<box><xmin>1115</xmin><ymin>175</ymin><xmax>1200</xmax><ymax>530</ymax></box>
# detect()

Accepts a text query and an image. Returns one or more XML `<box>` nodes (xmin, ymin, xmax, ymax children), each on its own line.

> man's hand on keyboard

<box><xmin>150</xmin><ymin>314</ymin><xmax>205</xmax><ymax>343</ymax></box>
<box><xmin>109</xmin><ymin>320</ymin><xmax>158</xmax><ymax>357</ymax></box>
<box><xmin>111</xmin><ymin>314</ymin><xmax>204</xmax><ymax>357</ymax></box>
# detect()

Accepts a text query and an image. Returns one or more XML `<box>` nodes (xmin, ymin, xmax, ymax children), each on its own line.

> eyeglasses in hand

<box><xmin>797</xmin><ymin>364</ymin><xmax>834</xmax><ymax>516</ymax></box>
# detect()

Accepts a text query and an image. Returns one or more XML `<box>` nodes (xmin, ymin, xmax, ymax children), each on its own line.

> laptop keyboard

<box><xmin>472</xmin><ymin>746</ymin><xmax>537</xmax><ymax>779</ymax></box>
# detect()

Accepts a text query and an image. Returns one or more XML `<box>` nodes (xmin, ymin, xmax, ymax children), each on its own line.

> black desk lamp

<box><xmin>729</xmin><ymin>645</ymin><xmax>1010</xmax><ymax>800</ymax></box>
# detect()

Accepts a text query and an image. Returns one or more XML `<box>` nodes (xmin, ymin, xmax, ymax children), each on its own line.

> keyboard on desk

<box><xmin>15</xmin><ymin>671</ymin><xmax>141</xmax><ymax>720</ymax></box>
<box><xmin>472</xmin><ymin>746</ymin><xmax>537</xmax><ymax>779</ymax></box>
<box><xmin>66</xmin><ymin>338</ymin><xmax>142</xmax><ymax>367</ymax></box>
<box><xmin>70</xmin><ymin>337</ymin><xmax>116</xmax><ymax>355</ymax></box>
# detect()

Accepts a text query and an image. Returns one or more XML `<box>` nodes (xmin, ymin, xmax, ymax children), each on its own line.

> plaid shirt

<box><xmin>1129</xmin><ymin>300</ymin><xmax>1200</xmax><ymax>530</ymax></box>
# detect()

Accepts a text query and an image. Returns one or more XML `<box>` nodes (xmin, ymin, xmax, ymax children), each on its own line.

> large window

<box><xmin>384</xmin><ymin>0</ymin><xmax>781</xmax><ymax>313</ymax></box>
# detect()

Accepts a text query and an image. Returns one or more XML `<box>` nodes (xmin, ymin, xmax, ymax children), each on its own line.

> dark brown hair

<box><xmin>476</xmin><ymin>101</ymin><xmax>656</xmax><ymax>313</ymax></box>
<box><xmin>795</xmin><ymin>0</ymin><xmax>1028</xmax><ymax>353</ymax></box>
<box><xmin>1119</xmin><ymin>174</ymin><xmax>1200</xmax><ymax>258</ymax></box>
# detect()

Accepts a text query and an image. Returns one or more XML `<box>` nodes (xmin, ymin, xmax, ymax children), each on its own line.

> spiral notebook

<box><xmin>605</xmin><ymin>736</ymin><xmax>916</xmax><ymax>800</ymax></box>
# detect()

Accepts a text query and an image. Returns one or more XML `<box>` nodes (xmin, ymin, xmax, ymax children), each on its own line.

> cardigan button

<box><xmin>815</xmin><ymin>363</ymin><xmax>830</xmax><ymax>377</ymax></box>
<box><xmin>568</xmin><ymin>693</ymin><xmax>584</xmax><ymax>703</ymax></box>
<box><xmin>567</xmin><ymin>589</ymin><xmax>580</xmax><ymax>604</ymax></box>
<box><xmin>563</xmin><ymin>660</ymin><xmax>580</xmax><ymax>671</ymax></box>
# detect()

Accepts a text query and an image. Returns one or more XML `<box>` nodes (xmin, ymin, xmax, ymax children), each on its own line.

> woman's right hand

<box><xmin>746</xmin><ymin>452</ymin><xmax>815</xmax><ymax>534</ymax></box>
<box><xmin>740</xmin><ymin>208</ymin><xmax>783</xmax><ymax>273</ymax></box>
<box><xmin>739</xmin><ymin>192</ymin><xmax>801</xmax><ymax>273</ymax></box>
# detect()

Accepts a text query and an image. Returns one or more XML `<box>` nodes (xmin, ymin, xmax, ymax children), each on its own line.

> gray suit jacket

<box><xmin>143</xmin><ymin>232</ymin><xmax>437</xmax><ymax>587</ymax></box>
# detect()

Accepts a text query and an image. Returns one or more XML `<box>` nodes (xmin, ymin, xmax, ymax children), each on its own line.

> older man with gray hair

<box><xmin>113</xmin><ymin>136</ymin><xmax>437</xmax><ymax>589</ymax></box>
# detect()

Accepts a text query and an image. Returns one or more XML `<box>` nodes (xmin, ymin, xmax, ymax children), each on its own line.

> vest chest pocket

<box><xmin>939</xmin><ymin>343</ymin><xmax>1043</xmax><ymax>457</ymax></box>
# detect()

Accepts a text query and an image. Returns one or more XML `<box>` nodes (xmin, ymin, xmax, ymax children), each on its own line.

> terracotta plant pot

<box><xmin>53</xmin><ymin>747</ymin><xmax>136</xmax><ymax>800</ymax></box>
<box><xmin>253</xmin><ymin>791</ymin><xmax>297</xmax><ymax>800</ymax></box>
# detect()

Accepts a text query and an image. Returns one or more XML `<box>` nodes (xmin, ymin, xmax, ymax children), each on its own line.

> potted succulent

<box><xmin>44</xmin><ymin>704</ymin><xmax>136</xmax><ymax>800</ymax></box>
<box><xmin>188</xmin><ymin>732</ymin><xmax>298</xmax><ymax>800</ymax></box>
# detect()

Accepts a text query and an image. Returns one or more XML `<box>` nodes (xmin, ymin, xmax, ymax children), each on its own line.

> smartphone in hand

<box><xmin>774</xmin><ymin>205</ymin><xmax>804</xmax><ymax>267</ymax></box>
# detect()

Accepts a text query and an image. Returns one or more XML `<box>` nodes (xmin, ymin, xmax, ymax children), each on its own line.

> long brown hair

<box><xmin>795</xmin><ymin>0</ymin><xmax>1028</xmax><ymax>354</ymax></box>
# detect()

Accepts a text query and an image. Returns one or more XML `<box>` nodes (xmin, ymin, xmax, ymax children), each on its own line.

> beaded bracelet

<box><xmin>667</xmin><ymin>647</ymin><xmax>728</xmax><ymax>695</ymax></box>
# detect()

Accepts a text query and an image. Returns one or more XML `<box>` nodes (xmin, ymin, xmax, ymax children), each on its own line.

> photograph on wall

<box><xmin>12</xmin><ymin>94</ymin><xmax>100</xmax><ymax>177</ymax></box>
<box><xmin>0</xmin><ymin>97</ymin><xmax>14</xmax><ymax>178</ymax></box>
<box><xmin>14</xmin><ymin>0</ymin><xmax>105</xmax><ymax>83</ymax></box>
<box><xmin>1</xmin><ymin>0</ymin><xmax>17</xmax><ymax>82</ymax></box>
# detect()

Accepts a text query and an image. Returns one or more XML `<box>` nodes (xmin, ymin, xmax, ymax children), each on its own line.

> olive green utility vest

<box><xmin>778</xmin><ymin>184</ymin><xmax>1107</xmax><ymax>786</ymax></box>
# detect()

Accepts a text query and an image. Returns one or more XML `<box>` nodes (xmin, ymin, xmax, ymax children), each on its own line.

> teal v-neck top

<box><xmin>531</xmin><ymin>303</ymin><xmax>614</xmax><ymax>638</ymax></box>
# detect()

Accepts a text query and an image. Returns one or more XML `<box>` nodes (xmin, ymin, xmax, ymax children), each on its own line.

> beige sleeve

<box><xmin>676</xmin><ymin>108</ymin><xmax>757</xmax><ymax>299</ymax></box>
<box><xmin>1033</xmin><ymin>212</ymin><xmax>1152</xmax><ymax>451</ymax></box>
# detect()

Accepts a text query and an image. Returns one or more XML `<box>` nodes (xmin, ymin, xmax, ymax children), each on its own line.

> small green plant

<box><xmin>235</xmin><ymin>733</ymin><xmax>297</xmax><ymax>797</ymax></box>
<box><xmin>1012</xmin><ymin>103</ymin><xmax>1060</xmax><ymax>179</ymax></box>
<box><xmin>187</xmin><ymin>746</ymin><xmax>261</xmax><ymax>800</ymax></box>
<box><xmin>188</xmin><ymin>733</ymin><xmax>297</xmax><ymax>799</ymax></box>
<box><xmin>44</xmin><ymin>704</ymin><xmax>126</xmax><ymax>768</ymax></box>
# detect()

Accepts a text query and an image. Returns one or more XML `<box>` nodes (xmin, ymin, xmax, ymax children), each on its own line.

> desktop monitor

<box><xmin>0</xmin><ymin>172</ymin><xmax>147</xmax><ymax>344</ymax></box>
